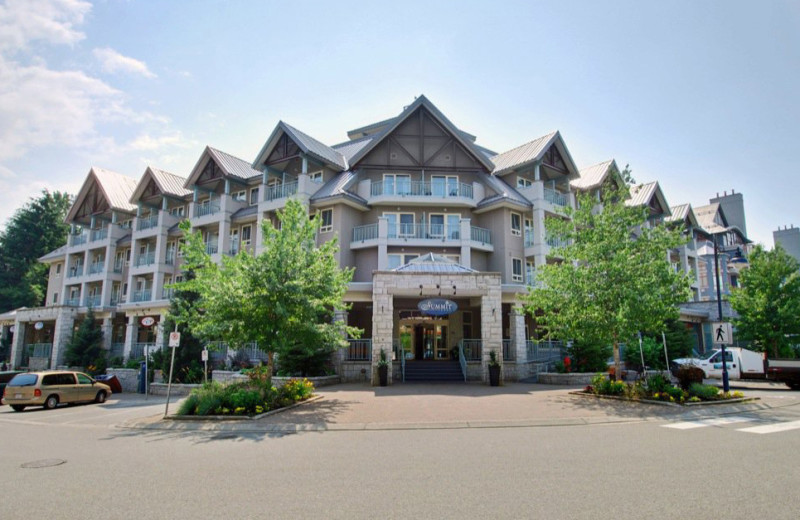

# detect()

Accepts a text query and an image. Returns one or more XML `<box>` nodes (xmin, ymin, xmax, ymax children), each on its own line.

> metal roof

<box><xmin>490</xmin><ymin>131</ymin><xmax>557</xmax><ymax>176</ymax></box>
<box><xmin>667</xmin><ymin>203</ymin><xmax>691</xmax><ymax>223</ymax></box>
<box><xmin>207</xmin><ymin>147</ymin><xmax>262</xmax><ymax>180</ymax></box>
<box><xmin>572</xmin><ymin>159</ymin><xmax>617</xmax><ymax>190</ymax></box>
<box><xmin>130</xmin><ymin>167</ymin><xmax>192</xmax><ymax>203</ymax></box>
<box><xmin>281</xmin><ymin>122</ymin><xmax>347</xmax><ymax>170</ymax></box>
<box><xmin>231</xmin><ymin>205</ymin><xmax>258</xmax><ymax>220</ymax></box>
<box><xmin>477</xmin><ymin>174</ymin><xmax>531</xmax><ymax>208</ymax></box>
<box><xmin>38</xmin><ymin>245</ymin><xmax>67</xmax><ymax>262</ymax></box>
<box><xmin>311</xmin><ymin>170</ymin><xmax>359</xmax><ymax>201</ymax></box>
<box><xmin>91</xmin><ymin>167</ymin><xmax>139</xmax><ymax>213</ymax></box>
<box><xmin>393</xmin><ymin>252</ymin><xmax>477</xmax><ymax>273</ymax></box>
<box><xmin>331</xmin><ymin>135</ymin><xmax>375</xmax><ymax>162</ymax></box>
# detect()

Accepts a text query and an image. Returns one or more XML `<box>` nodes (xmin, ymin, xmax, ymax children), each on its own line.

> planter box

<box><xmin>149</xmin><ymin>383</ymin><xmax>200</xmax><ymax>396</ymax></box>
<box><xmin>537</xmin><ymin>372</ymin><xmax>597</xmax><ymax>386</ymax></box>
<box><xmin>106</xmin><ymin>368</ymin><xmax>140</xmax><ymax>393</ymax></box>
<box><xmin>211</xmin><ymin>371</ymin><xmax>341</xmax><ymax>388</ymax></box>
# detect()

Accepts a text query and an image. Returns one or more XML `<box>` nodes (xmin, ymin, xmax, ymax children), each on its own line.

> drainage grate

<box><xmin>21</xmin><ymin>459</ymin><xmax>66</xmax><ymax>469</ymax></box>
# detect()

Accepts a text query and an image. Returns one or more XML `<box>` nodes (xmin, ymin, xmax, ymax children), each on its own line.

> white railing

<box><xmin>70</xmin><ymin>233</ymin><xmax>87</xmax><ymax>246</ymax></box>
<box><xmin>265</xmin><ymin>181</ymin><xmax>298</xmax><ymax>202</ymax></box>
<box><xmin>470</xmin><ymin>226</ymin><xmax>492</xmax><ymax>244</ymax></box>
<box><xmin>137</xmin><ymin>214</ymin><xmax>159</xmax><ymax>231</ymax></box>
<box><xmin>370</xmin><ymin>180</ymin><xmax>473</xmax><ymax>199</ymax></box>
<box><xmin>132</xmin><ymin>290</ymin><xmax>151</xmax><ymax>302</ymax></box>
<box><xmin>90</xmin><ymin>228</ymin><xmax>108</xmax><ymax>242</ymax></box>
<box><xmin>460</xmin><ymin>339</ymin><xmax>482</xmax><ymax>361</ymax></box>
<box><xmin>129</xmin><ymin>342</ymin><xmax>157</xmax><ymax>361</ymax></box>
<box><xmin>136</xmin><ymin>251</ymin><xmax>156</xmax><ymax>267</ymax></box>
<box><xmin>346</xmin><ymin>339</ymin><xmax>372</xmax><ymax>361</ymax></box>
<box><xmin>352</xmin><ymin>224</ymin><xmax>379</xmax><ymax>242</ymax></box>
<box><xmin>88</xmin><ymin>262</ymin><xmax>105</xmax><ymax>274</ymax></box>
<box><xmin>205</xmin><ymin>241</ymin><xmax>218</xmax><ymax>254</ymax></box>
<box><xmin>545</xmin><ymin>234</ymin><xmax>570</xmax><ymax>249</ymax></box>
<box><xmin>388</xmin><ymin>222</ymin><xmax>461</xmax><ymax>240</ymax></box>
<box><xmin>544</xmin><ymin>188</ymin><xmax>568</xmax><ymax>207</ymax></box>
<box><xmin>64</xmin><ymin>297</ymin><xmax>81</xmax><ymax>306</ymax></box>
<box><xmin>67</xmin><ymin>265</ymin><xmax>83</xmax><ymax>278</ymax></box>
<box><xmin>194</xmin><ymin>200</ymin><xmax>220</xmax><ymax>217</ymax></box>
<box><xmin>83</xmin><ymin>295</ymin><xmax>102</xmax><ymax>307</ymax></box>
<box><xmin>526</xmin><ymin>340</ymin><xmax>566</xmax><ymax>362</ymax></box>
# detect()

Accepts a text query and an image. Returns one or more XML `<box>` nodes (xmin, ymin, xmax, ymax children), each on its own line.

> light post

<box><xmin>712</xmin><ymin>234</ymin><xmax>746</xmax><ymax>393</ymax></box>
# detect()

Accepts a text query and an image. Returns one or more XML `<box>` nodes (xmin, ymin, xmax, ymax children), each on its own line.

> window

<box><xmin>526</xmin><ymin>261</ymin><xmax>535</xmax><ymax>284</ymax></box>
<box><xmin>512</xmin><ymin>258</ymin><xmax>523</xmax><ymax>282</ymax></box>
<box><xmin>517</xmin><ymin>177</ymin><xmax>532</xmax><ymax>189</ymax></box>
<box><xmin>319</xmin><ymin>209</ymin><xmax>333</xmax><ymax>233</ymax></box>
<box><xmin>122</xmin><ymin>283</ymin><xmax>128</xmax><ymax>296</ymax></box>
<box><xmin>52</xmin><ymin>292</ymin><xmax>58</xmax><ymax>305</ymax></box>
<box><xmin>384</xmin><ymin>213</ymin><xmax>415</xmax><ymax>237</ymax></box>
<box><xmin>462</xmin><ymin>311</ymin><xmax>473</xmax><ymax>339</ymax></box>
<box><xmin>55</xmin><ymin>264</ymin><xmax>62</xmax><ymax>275</ymax></box>
<box><xmin>443</xmin><ymin>254</ymin><xmax>460</xmax><ymax>264</ymax></box>
<box><xmin>241</xmin><ymin>225</ymin><xmax>252</xmax><ymax>246</ymax></box>
<box><xmin>169</xmin><ymin>205</ymin><xmax>185</xmax><ymax>218</ymax></box>
<box><xmin>309</xmin><ymin>171</ymin><xmax>323</xmax><ymax>184</ymax></box>
<box><xmin>175</xmin><ymin>275</ymin><xmax>184</xmax><ymax>283</ymax></box>
<box><xmin>431</xmin><ymin>175</ymin><xmax>459</xmax><ymax>197</ymax></box>
<box><xmin>511</xmin><ymin>213</ymin><xmax>522</xmax><ymax>236</ymax></box>
<box><xmin>387</xmin><ymin>253</ymin><xmax>419</xmax><ymax>268</ymax></box>
<box><xmin>232</xmin><ymin>190</ymin><xmax>246</xmax><ymax>202</ymax></box>
<box><xmin>249</xmin><ymin>187</ymin><xmax>259</xmax><ymax>205</ymax></box>
<box><xmin>125</xmin><ymin>249</ymin><xmax>131</xmax><ymax>264</ymax></box>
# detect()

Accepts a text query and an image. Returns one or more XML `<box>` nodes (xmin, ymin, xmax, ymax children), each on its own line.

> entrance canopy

<box><xmin>392</xmin><ymin>253</ymin><xmax>476</xmax><ymax>273</ymax></box>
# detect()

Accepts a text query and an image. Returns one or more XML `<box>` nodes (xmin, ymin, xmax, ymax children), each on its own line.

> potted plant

<box><xmin>377</xmin><ymin>349</ymin><xmax>390</xmax><ymax>386</ymax></box>
<box><xmin>488</xmin><ymin>350</ymin><xmax>501</xmax><ymax>386</ymax></box>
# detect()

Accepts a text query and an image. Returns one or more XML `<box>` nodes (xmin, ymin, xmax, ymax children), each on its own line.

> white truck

<box><xmin>671</xmin><ymin>347</ymin><xmax>800</xmax><ymax>390</ymax></box>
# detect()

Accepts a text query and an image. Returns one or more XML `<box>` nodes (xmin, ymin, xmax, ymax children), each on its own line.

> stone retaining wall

<box><xmin>211</xmin><ymin>371</ymin><xmax>341</xmax><ymax>388</ymax></box>
<box><xmin>149</xmin><ymin>383</ymin><xmax>199</xmax><ymax>396</ymax></box>
<box><xmin>107</xmin><ymin>368</ymin><xmax>139</xmax><ymax>393</ymax></box>
<box><xmin>537</xmin><ymin>372</ymin><xmax>597</xmax><ymax>386</ymax></box>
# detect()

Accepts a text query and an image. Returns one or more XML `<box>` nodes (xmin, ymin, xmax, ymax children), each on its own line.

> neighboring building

<box><xmin>0</xmin><ymin>95</ymin><xmax>756</xmax><ymax>381</ymax></box>
<box><xmin>774</xmin><ymin>225</ymin><xmax>800</xmax><ymax>265</ymax></box>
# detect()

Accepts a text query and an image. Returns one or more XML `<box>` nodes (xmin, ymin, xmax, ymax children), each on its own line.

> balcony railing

<box><xmin>88</xmin><ymin>262</ymin><xmax>105</xmax><ymax>274</ymax></box>
<box><xmin>161</xmin><ymin>288</ymin><xmax>174</xmax><ymax>300</ymax></box>
<box><xmin>64</xmin><ymin>297</ymin><xmax>81</xmax><ymax>306</ymax></box>
<box><xmin>165</xmin><ymin>253</ymin><xmax>175</xmax><ymax>265</ymax></box>
<box><xmin>526</xmin><ymin>340</ymin><xmax>566</xmax><ymax>363</ymax></box>
<box><xmin>524</xmin><ymin>229</ymin><xmax>535</xmax><ymax>247</ymax></box>
<box><xmin>545</xmin><ymin>234</ymin><xmax>570</xmax><ymax>248</ymax></box>
<box><xmin>470</xmin><ymin>226</ymin><xmax>492</xmax><ymax>244</ymax></box>
<box><xmin>135</xmin><ymin>251</ymin><xmax>156</xmax><ymax>267</ymax></box>
<box><xmin>90</xmin><ymin>228</ymin><xmax>108</xmax><ymax>242</ymax></box>
<box><xmin>370</xmin><ymin>180</ymin><xmax>473</xmax><ymax>199</ymax></box>
<box><xmin>110</xmin><ymin>293</ymin><xmax>123</xmax><ymax>305</ymax></box>
<box><xmin>346</xmin><ymin>339</ymin><xmax>372</xmax><ymax>361</ymax></box>
<box><xmin>69</xmin><ymin>234</ymin><xmax>87</xmax><ymax>246</ymax></box>
<box><xmin>132</xmin><ymin>290</ymin><xmax>152</xmax><ymax>302</ymax></box>
<box><xmin>352</xmin><ymin>224</ymin><xmax>379</xmax><ymax>242</ymax></box>
<box><xmin>129</xmin><ymin>342</ymin><xmax>157</xmax><ymax>361</ymax></box>
<box><xmin>265</xmin><ymin>181</ymin><xmax>298</xmax><ymax>202</ymax></box>
<box><xmin>83</xmin><ymin>295</ymin><xmax>102</xmax><ymax>307</ymax></box>
<box><xmin>113</xmin><ymin>260</ymin><xmax>124</xmax><ymax>273</ymax></box>
<box><xmin>502</xmin><ymin>339</ymin><xmax>514</xmax><ymax>361</ymax></box>
<box><xmin>205</xmin><ymin>241</ymin><xmax>218</xmax><ymax>254</ymax></box>
<box><xmin>460</xmin><ymin>339</ymin><xmax>482</xmax><ymax>361</ymax></box>
<box><xmin>137</xmin><ymin>214</ymin><xmax>159</xmax><ymax>231</ymax></box>
<box><xmin>544</xmin><ymin>188</ymin><xmax>568</xmax><ymax>207</ymax></box>
<box><xmin>194</xmin><ymin>200</ymin><xmax>220</xmax><ymax>218</ymax></box>
<box><xmin>67</xmin><ymin>265</ymin><xmax>84</xmax><ymax>278</ymax></box>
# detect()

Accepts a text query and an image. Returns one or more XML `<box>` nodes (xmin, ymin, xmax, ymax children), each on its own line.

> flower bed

<box><xmin>581</xmin><ymin>373</ymin><xmax>746</xmax><ymax>405</ymax></box>
<box><xmin>176</xmin><ymin>368</ymin><xmax>315</xmax><ymax>417</ymax></box>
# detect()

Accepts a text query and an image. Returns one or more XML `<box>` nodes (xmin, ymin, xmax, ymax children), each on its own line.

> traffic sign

<box><xmin>201</xmin><ymin>349</ymin><xmax>208</xmax><ymax>361</ymax></box>
<box><xmin>712</xmin><ymin>322</ymin><xmax>733</xmax><ymax>345</ymax></box>
<box><xmin>168</xmin><ymin>331</ymin><xmax>181</xmax><ymax>348</ymax></box>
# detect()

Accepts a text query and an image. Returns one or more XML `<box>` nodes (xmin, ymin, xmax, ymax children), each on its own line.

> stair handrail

<box><xmin>458</xmin><ymin>340</ymin><xmax>467</xmax><ymax>381</ymax></box>
<box><xmin>401</xmin><ymin>344</ymin><xmax>406</xmax><ymax>382</ymax></box>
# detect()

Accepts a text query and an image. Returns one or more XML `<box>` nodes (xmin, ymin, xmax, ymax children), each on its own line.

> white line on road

<box><xmin>737</xmin><ymin>420</ymin><xmax>800</xmax><ymax>435</ymax></box>
<box><xmin>663</xmin><ymin>416</ymin><xmax>754</xmax><ymax>430</ymax></box>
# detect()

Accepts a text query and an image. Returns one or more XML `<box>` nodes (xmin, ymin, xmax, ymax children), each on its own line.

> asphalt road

<box><xmin>1</xmin><ymin>390</ymin><xmax>798</xmax><ymax>519</ymax></box>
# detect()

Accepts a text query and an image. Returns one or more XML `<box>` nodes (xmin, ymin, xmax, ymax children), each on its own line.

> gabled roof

<box><xmin>694</xmin><ymin>203</ymin><xmax>729</xmax><ymax>234</ymax></box>
<box><xmin>626</xmin><ymin>181</ymin><xmax>671</xmax><ymax>218</ymax></box>
<box><xmin>130</xmin><ymin>167</ymin><xmax>191</xmax><ymax>203</ymax></box>
<box><xmin>65</xmin><ymin>167</ymin><xmax>138</xmax><ymax>222</ymax></box>
<box><xmin>490</xmin><ymin>130</ymin><xmax>580</xmax><ymax>179</ymax></box>
<box><xmin>39</xmin><ymin>245</ymin><xmax>67</xmax><ymax>263</ymax></box>
<box><xmin>310</xmin><ymin>170</ymin><xmax>367</xmax><ymax>205</ymax></box>
<box><xmin>667</xmin><ymin>203</ymin><xmax>699</xmax><ymax>228</ymax></box>
<box><xmin>332</xmin><ymin>135</ymin><xmax>375</xmax><ymax>163</ymax></box>
<box><xmin>346</xmin><ymin>95</ymin><xmax>496</xmax><ymax>172</ymax></box>
<box><xmin>477</xmin><ymin>174</ymin><xmax>531</xmax><ymax>209</ymax></box>
<box><xmin>184</xmin><ymin>146</ymin><xmax>261</xmax><ymax>188</ymax></box>
<box><xmin>252</xmin><ymin>121</ymin><xmax>347</xmax><ymax>172</ymax></box>
<box><xmin>393</xmin><ymin>252</ymin><xmax>477</xmax><ymax>273</ymax></box>
<box><xmin>571</xmin><ymin>159</ymin><xmax>621</xmax><ymax>190</ymax></box>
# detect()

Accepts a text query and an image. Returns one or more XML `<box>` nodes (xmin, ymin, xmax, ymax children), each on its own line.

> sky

<box><xmin>0</xmin><ymin>0</ymin><xmax>798</xmax><ymax>247</ymax></box>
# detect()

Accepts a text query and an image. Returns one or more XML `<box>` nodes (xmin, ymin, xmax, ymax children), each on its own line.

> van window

<box><xmin>8</xmin><ymin>374</ymin><xmax>38</xmax><ymax>386</ymax></box>
<box><xmin>42</xmin><ymin>374</ymin><xmax>59</xmax><ymax>385</ymax></box>
<box><xmin>76</xmin><ymin>373</ymin><xmax>92</xmax><ymax>384</ymax></box>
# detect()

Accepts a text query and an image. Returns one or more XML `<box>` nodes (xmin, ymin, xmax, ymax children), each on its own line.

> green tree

<box><xmin>730</xmin><ymin>244</ymin><xmax>800</xmax><ymax>358</ymax></box>
<box><xmin>0</xmin><ymin>190</ymin><xmax>72</xmax><ymax>312</ymax></box>
<box><xmin>524</xmin><ymin>181</ymin><xmax>691</xmax><ymax>377</ymax></box>
<box><xmin>64</xmin><ymin>306</ymin><xmax>105</xmax><ymax>374</ymax></box>
<box><xmin>172</xmin><ymin>199</ymin><xmax>360</xmax><ymax>375</ymax></box>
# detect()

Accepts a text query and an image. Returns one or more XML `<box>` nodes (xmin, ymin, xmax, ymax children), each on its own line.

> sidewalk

<box><xmin>121</xmin><ymin>382</ymin><xmax>790</xmax><ymax>433</ymax></box>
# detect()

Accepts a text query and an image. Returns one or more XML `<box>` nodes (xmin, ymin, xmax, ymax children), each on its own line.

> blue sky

<box><xmin>1</xmin><ymin>0</ymin><xmax>798</xmax><ymax>246</ymax></box>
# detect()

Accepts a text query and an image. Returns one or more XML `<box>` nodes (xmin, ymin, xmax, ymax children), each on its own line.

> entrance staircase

<box><xmin>403</xmin><ymin>361</ymin><xmax>464</xmax><ymax>382</ymax></box>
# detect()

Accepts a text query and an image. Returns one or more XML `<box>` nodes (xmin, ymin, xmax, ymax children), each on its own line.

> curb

<box><xmin>164</xmin><ymin>395</ymin><xmax>323</xmax><ymax>421</ymax></box>
<box><xmin>569</xmin><ymin>391</ymin><xmax>759</xmax><ymax>407</ymax></box>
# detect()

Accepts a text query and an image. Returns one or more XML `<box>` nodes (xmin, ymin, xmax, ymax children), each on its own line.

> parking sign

<box><xmin>168</xmin><ymin>332</ymin><xmax>181</xmax><ymax>348</ymax></box>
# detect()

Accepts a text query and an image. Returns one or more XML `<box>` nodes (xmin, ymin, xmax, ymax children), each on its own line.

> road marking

<box><xmin>663</xmin><ymin>416</ymin><xmax>754</xmax><ymax>430</ymax></box>
<box><xmin>737</xmin><ymin>420</ymin><xmax>800</xmax><ymax>435</ymax></box>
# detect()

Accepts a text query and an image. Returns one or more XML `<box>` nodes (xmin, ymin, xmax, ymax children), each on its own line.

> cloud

<box><xmin>128</xmin><ymin>132</ymin><xmax>194</xmax><ymax>152</ymax></box>
<box><xmin>0</xmin><ymin>0</ymin><xmax>90</xmax><ymax>52</ymax></box>
<box><xmin>93</xmin><ymin>47</ymin><xmax>157</xmax><ymax>79</ymax></box>
<box><xmin>0</xmin><ymin>169</ymin><xmax>81</xmax><ymax>229</ymax></box>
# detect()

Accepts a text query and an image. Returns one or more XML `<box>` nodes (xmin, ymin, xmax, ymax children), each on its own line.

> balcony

<box><xmin>265</xmin><ymin>181</ymin><xmax>298</xmax><ymax>202</ymax></box>
<box><xmin>90</xmin><ymin>228</ymin><xmax>108</xmax><ymax>242</ymax></box>
<box><xmin>83</xmin><ymin>295</ymin><xmax>102</xmax><ymax>307</ymax></box>
<box><xmin>165</xmin><ymin>253</ymin><xmax>175</xmax><ymax>265</ymax></box>
<box><xmin>110</xmin><ymin>293</ymin><xmax>124</xmax><ymax>305</ymax></box>
<box><xmin>64</xmin><ymin>297</ymin><xmax>81</xmax><ymax>306</ymax></box>
<box><xmin>351</xmin><ymin>221</ymin><xmax>492</xmax><ymax>252</ymax></box>
<box><xmin>88</xmin><ymin>262</ymin><xmax>105</xmax><ymax>275</ymax></box>
<box><xmin>67</xmin><ymin>265</ymin><xmax>83</xmax><ymax>278</ymax></box>
<box><xmin>204</xmin><ymin>241</ymin><xmax>218</xmax><ymax>254</ymax></box>
<box><xmin>132</xmin><ymin>290</ymin><xmax>152</xmax><ymax>303</ymax></box>
<box><xmin>161</xmin><ymin>288</ymin><xmax>174</xmax><ymax>300</ymax></box>
<box><xmin>137</xmin><ymin>214</ymin><xmax>160</xmax><ymax>231</ymax></box>
<box><xmin>113</xmin><ymin>260</ymin><xmax>124</xmax><ymax>273</ymax></box>
<box><xmin>194</xmin><ymin>199</ymin><xmax>221</xmax><ymax>218</ymax></box>
<box><xmin>69</xmin><ymin>233</ymin><xmax>87</xmax><ymax>247</ymax></box>
<box><xmin>135</xmin><ymin>251</ymin><xmax>156</xmax><ymax>267</ymax></box>
<box><xmin>543</xmin><ymin>187</ymin><xmax>569</xmax><ymax>207</ymax></box>
<box><xmin>371</xmin><ymin>180</ymin><xmax>473</xmax><ymax>198</ymax></box>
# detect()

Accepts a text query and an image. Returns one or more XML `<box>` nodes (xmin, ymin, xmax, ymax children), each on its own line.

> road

<box><xmin>1</xmin><ymin>390</ymin><xmax>798</xmax><ymax>519</ymax></box>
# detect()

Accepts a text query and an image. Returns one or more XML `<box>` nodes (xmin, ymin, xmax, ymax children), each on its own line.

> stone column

<box><xmin>123</xmin><ymin>315</ymin><xmax>137</xmax><ymax>360</ymax></box>
<box><xmin>532</xmin><ymin>207</ymin><xmax>547</xmax><ymax>267</ymax></box>
<box><xmin>510</xmin><ymin>307</ymin><xmax>527</xmax><ymax>368</ymax></box>
<box><xmin>51</xmin><ymin>310</ymin><xmax>76</xmax><ymax>368</ymax></box>
<box><xmin>371</xmin><ymin>279</ymin><xmax>393</xmax><ymax>385</ymax></box>
<box><xmin>377</xmin><ymin>217</ymin><xmax>389</xmax><ymax>270</ymax></box>
<box><xmin>10</xmin><ymin>321</ymin><xmax>25</xmax><ymax>369</ymax></box>
<box><xmin>101</xmin><ymin>317</ymin><xmax>113</xmax><ymax>352</ymax></box>
<box><xmin>459</xmin><ymin>218</ymin><xmax>472</xmax><ymax>268</ymax></box>
<box><xmin>480</xmin><ymin>277</ymin><xmax>503</xmax><ymax>384</ymax></box>
<box><xmin>333</xmin><ymin>310</ymin><xmax>349</xmax><ymax>375</ymax></box>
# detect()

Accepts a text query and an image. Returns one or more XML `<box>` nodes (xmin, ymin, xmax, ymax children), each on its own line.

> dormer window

<box><xmin>309</xmin><ymin>171</ymin><xmax>323</xmax><ymax>184</ymax></box>
<box><xmin>517</xmin><ymin>177</ymin><xmax>532</xmax><ymax>189</ymax></box>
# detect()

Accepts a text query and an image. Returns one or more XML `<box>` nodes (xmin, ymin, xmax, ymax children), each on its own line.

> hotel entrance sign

<box><xmin>418</xmin><ymin>299</ymin><xmax>458</xmax><ymax>316</ymax></box>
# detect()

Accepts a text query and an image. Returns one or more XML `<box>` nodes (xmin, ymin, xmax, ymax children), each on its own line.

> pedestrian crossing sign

<box><xmin>712</xmin><ymin>322</ymin><xmax>733</xmax><ymax>345</ymax></box>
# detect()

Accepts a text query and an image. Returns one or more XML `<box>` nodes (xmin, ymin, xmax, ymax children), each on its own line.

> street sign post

<box><xmin>168</xmin><ymin>332</ymin><xmax>181</xmax><ymax>348</ymax></box>
<box><xmin>712</xmin><ymin>322</ymin><xmax>733</xmax><ymax>345</ymax></box>
<box><xmin>201</xmin><ymin>349</ymin><xmax>208</xmax><ymax>383</ymax></box>
<box><xmin>164</xmin><ymin>327</ymin><xmax>180</xmax><ymax>418</ymax></box>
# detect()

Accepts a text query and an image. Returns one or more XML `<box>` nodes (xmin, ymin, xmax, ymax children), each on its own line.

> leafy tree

<box><xmin>0</xmin><ymin>190</ymin><xmax>72</xmax><ymax>312</ymax></box>
<box><xmin>64</xmin><ymin>306</ymin><xmax>105</xmax><ymax>374</ymax></box>
<box><xmin>172</xmin><ymin>199</ymin><xmax>360</xmax><ymax>375</ymax></box>
<box><xmin>730</xmin><ymin>244</ymin><xmax>800</xmax><ymax>358</ymax></box>
<box><xmin>524</xmin><ymin>180</ymin><xmax>691</xmax><ymax>378</ymax></box>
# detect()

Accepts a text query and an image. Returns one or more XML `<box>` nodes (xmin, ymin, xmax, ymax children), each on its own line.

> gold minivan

<box><xmin>2</xmin><ymin>371</ymin><xmax>112</xmax><ymax>412</ymax></box>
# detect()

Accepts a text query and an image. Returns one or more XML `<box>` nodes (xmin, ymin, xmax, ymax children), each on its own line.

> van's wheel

<box><xmin>11</xmin><ymin>405</ymin><xmax>25</xmax><ymax>412</ymax></box>
<box><xmin>95</xmin><ymin>391</ymin><xmax>107</xmax><ymax>403</ymax></box>
<box><xmin>43</xmin><ymin>395</ymin><xmax>59</xmax><ymax>410</ymax></box>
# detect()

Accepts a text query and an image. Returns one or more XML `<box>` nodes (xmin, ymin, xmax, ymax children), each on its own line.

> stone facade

<box><xmin>106</xmin><ymin>368</ymin><xmax>140</xmax><ymax>393</ymax></box>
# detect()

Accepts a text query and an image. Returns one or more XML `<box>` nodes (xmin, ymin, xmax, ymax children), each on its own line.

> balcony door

<box><xmin>429</xmin><ymin>214</ymin><xmax>460</xmax><ymax>239</ymax></box>
<box><xmin>384</xmin><ymin>212</ymin><xmax>415</xmax><ymax>238</ymax></box>
<box><xmin>383</xmin><ymin>174</ymin><xmax>411</xmax><ymax>196</ymax></box>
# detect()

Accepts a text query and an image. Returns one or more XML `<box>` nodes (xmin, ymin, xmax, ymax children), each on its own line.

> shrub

<box><xmin>675</xmin><ymin>365</ymin><xmax>705</xmax><ymax>390</ymax></box>
<box><xmin>176</xmin><ymin>378</ymin><xmax>314</xmax><ymax>416</ymax></box>
<box><xmin>645</xmin><ymin>374</ymin><xmax>671</xmax><ymax>395</ymax></box>
<box><xmin>177</xmin><ymin>394</ymin><xmax>199</xmax><ymax>415</ymax></box>
<box><xmin>689</xmin><ymin>383</ymin><xmax>720</xmax><ymax>400</ymax></box>
<box><xmin>569</xmin><ymin>340</ymin><xmax>612</xmax><ymax>372</ymax></box>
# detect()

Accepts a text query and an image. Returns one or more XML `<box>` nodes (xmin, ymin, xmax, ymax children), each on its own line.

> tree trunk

<box><xmin>613</xmin><ymin>341</ymin><xmax>621</xmax><ymax>381</ymax></box>
<box><xmin>267</xmin><ymin>351</ymin><xmax>275</xmax><ymax>373</ymax></box>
